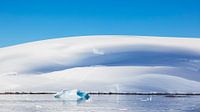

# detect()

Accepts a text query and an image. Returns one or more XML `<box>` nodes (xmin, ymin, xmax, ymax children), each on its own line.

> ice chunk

<box><xmin>54</xmin><ymin>89</ymin><xmax>90</xmax><ymax>100</ymax></box>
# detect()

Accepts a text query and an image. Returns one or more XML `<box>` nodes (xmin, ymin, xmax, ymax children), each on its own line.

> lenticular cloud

<box><xmin>0</xmin><ymin>35</ymin><xmax>200</xmax><ymax>93</ymax></box>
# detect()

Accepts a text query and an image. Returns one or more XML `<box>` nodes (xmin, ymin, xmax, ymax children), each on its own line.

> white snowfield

<box><xmin>0</xmin><ymin>35</ymin><xmax>200</xmax><ymax>93</ymax></box>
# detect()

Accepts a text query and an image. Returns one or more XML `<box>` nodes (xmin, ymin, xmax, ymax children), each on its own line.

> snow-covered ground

<box><xmin>0</xmin><ymin>35</ymin><xmax>200</xmax><ymax>93</ymax></box>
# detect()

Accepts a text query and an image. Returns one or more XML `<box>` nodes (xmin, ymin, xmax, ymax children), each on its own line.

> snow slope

<box><xmin>0</xmin><ymin>35</ymin><xmax>200</xmax><ymax>92</ymax></box>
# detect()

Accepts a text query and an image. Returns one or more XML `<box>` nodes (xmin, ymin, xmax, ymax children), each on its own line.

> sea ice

<box><xmin>54</xmin><ymin>89</ymin><xmax>90</xmax><ymax>100</ymax></box>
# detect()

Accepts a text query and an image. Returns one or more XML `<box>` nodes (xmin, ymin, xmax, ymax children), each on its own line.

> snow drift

<box><xmin>0</xmin><ymin>35</ymin><xmax>200</xmax><ymax>92</ymax></box>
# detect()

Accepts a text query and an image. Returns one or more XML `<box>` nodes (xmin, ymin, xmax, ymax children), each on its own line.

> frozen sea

<box><xmin>0</xmin><ymin>94</ymin><xmax>200</xmax><ymax>112</ymax></box>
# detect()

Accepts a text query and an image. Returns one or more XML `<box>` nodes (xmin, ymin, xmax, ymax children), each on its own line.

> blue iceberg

<box><xmin>54</xmin><ymin>89</ymin><xmax>90</xmax><ymax>100</ymax></box>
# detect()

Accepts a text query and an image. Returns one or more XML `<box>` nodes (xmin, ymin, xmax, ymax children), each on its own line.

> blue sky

<box><xmin>0</xmin><ymin>0</ymin><xmax>200</xmax><ymax>47</ymax></box>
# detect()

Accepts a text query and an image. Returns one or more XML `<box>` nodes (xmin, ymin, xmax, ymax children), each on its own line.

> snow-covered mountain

<box><xmin>1</xmin><ymin>35</ymin><xmax>200</xmax><ymax>92</ymax></box>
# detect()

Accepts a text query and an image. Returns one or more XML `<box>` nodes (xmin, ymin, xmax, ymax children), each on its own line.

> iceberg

<box><xmin>54</xmin><ymin>89</ymin><xmax>90</xmax><ymax>100</ymax></box>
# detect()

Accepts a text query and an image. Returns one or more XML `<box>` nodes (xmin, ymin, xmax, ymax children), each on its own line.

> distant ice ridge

<box><xmin>0</xmin><ymin>35</ymin><xmax>200</xmax><ymax>92</ymax></box>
